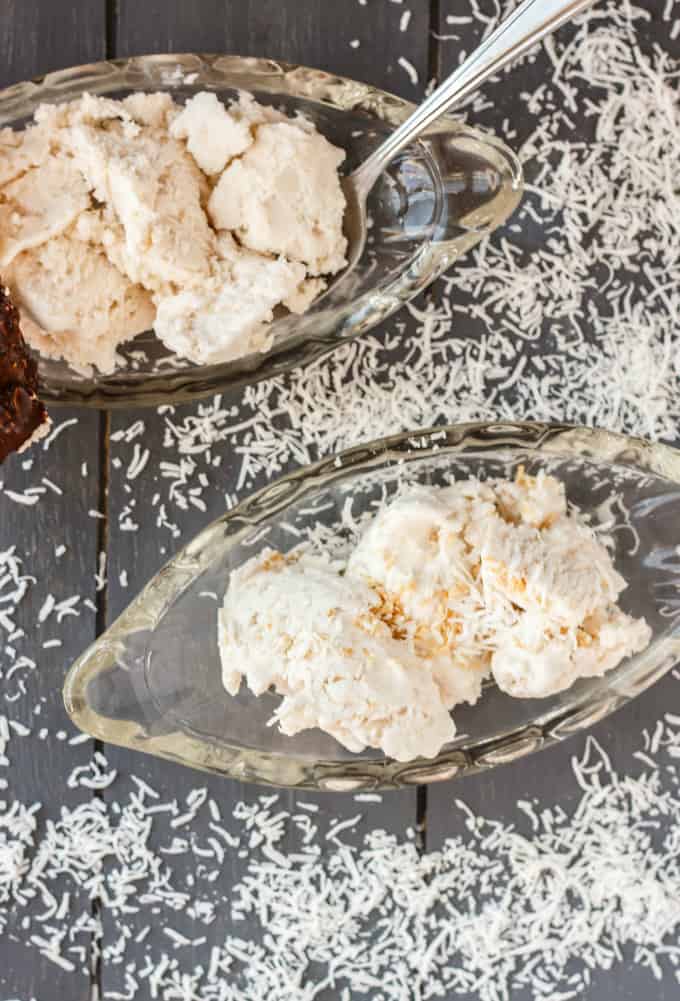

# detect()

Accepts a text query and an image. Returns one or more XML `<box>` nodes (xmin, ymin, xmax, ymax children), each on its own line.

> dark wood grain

<box><xmin>98</xmin><ymin>2</ymin><xmax>434</xmax><ymax>995</ymax></box>
<box><xmin>0</xmin><ymin>0</ymin><xmax>106</xmax><ymax>83</ymax></box>
<box><xmin>424</xmin><ymin>5</ymin><xmax>680</xmax><ymax>999</ymax></box>
<box><xmin>425</xmin><ymin>685</ymin><xmax>680</xmax><ymax>1001</ymax></box>
<box><xmin>0</xmin><ymin>5</ymin><xmax>105</xmax><ymax>997</ymax></box>
<box><xmin>3</xmin><ymin>0</ymin><xmax>674</xmax><ymax>996</ymax></box>
<box><xmin>0</xmin><ymin>415</ymin><xmax>103</xmax><ymax>1001</ymax></box>
<box><xmin>116</xmin><ymin>0</ymin><xmax>433</xmax><ymax>99</ymax></box>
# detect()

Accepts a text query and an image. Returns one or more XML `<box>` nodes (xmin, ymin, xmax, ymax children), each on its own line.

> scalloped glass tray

<box><xmin>64</xmin><ymin>422</ymin><xmax>680</xmax><ymax>790</ymax></box>
<box><xmin>0</xmin><ymin>53</ymin><xmax>522</xmax><ymax>407</ymax></box>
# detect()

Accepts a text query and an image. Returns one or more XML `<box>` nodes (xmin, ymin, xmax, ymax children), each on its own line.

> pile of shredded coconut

<box><xmin>0</xmin><ymin>90</ymin><xmax>346</xmax><ymax>373</ymax></box>
<box><xmin>219</xmin><ymin>470</ymin><xmax>650</xmax><ymax>759</ymax></box>
<box><xmin>1</xmin><ymin>715</ymin><xmax>680</xmax><ymax>999</ymax></box>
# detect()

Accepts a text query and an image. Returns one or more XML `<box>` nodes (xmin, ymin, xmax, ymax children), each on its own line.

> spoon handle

<box><xmin>353</xmin><ymin>0</ymin><xmax>596</xmax><ymax>194</ymax></box>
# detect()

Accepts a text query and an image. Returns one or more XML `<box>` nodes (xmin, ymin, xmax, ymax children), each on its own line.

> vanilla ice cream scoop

<box><xmin>218</xmin><ymin>549</ymin><xmax>456</xmax><ymax>761</ymax></box>
<box><xmin>4</xmin><ymin>226</ymin><xmax>155</xmax><ymax>374</ymax></box>
<box><xmin>208</xmin><ymin>120</ymin><xmax>347</xmax><ymax>275</ymax></box>
<box><xmin>347</xmin><ymin>483</ymin><xmax>497</xmax><ymax>707</ymax></box>
<box><xmin>153</xmin><ymin>233</ymin><xmax>308</xmax><ymax>365</ymax></box>
<box><xmin>479</xmin><ymin>516</ymin><xmax>628</xmax><ymax>628</ymax></box>
<box><xmin>0</xmin><ymin>158</ymin><xmax>90</xmax><ymax>267</ymax></box>
<box><xmin>169</xmin><ymin>91</ymin><xmax>253</xmax><ymax>175</ymax></box>
<box><xmin>491</xmin><ymin>605</ymin><xmax>651</xmax><ymax>699</ymax></box>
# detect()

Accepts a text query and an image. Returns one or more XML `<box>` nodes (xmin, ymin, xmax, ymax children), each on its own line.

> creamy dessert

<box><xmin>219</xmin><ymin>551</ymin><xmax>456</xmax><ymax>762</ymax></box>
<box><xmin>0</xmin><ymin>91</ymin><xmax>347</xmax><ymax>374</ymax></box>
<box><xmin>218</xmin><ymin>470</ymin><xmax>651</xmax><ymax>761</ymax></box>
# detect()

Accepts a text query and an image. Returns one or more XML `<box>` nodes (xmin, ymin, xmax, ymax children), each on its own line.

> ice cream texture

<box><xmin>0</xmin><ymin>91</ymin><xmax>347</xmax><ymax>373</ymax></box>
<box><xmin>218</xmin><ymin>469</ymin><xmax>651</xmax><ymax>760</ymax></box>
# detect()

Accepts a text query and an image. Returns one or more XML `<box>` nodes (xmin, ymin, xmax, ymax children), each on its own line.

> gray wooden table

<box><xmin>0</xmin><ymin>2</ymin><xmax>677</xmax><ymax>999</ymax></box>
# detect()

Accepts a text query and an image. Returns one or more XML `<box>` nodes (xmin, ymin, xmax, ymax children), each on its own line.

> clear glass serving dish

<box><xmin>64</xmin><ymin>422</ymin><xmax>680</xmax><ymax>790</ymax></box>
<box><xmin>0</xmin><ymin>53</ymin><xmax>522</xmax><ymax>407</ymax></box>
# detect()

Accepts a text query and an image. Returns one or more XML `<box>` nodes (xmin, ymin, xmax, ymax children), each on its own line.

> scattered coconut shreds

<box><xmin>0</xmin><ymin>547</ymin><xmax>34</xmax><ymax>639</ymax></box>
<box><xmin>1</xmin><ymin>2</ymin><xmax>679</xmax><ymax>999</ymax></box>
<box><xmin>0</xmin><ymin>726</ymin><xmax>679</xmax><ymax>998</ymax></box>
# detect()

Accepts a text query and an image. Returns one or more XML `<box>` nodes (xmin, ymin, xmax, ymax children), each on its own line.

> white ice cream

<box><xmin>490</xmin><ymin>604</ymin><xmax>652</xmax><ymax>699</ymax></box>
<box><xmin>153</xmin><ymin>233</ymin><xmax>307</xmax><ymax>365</ymax></box>
<box><xmin>219</xmin><ymin>550</ymin><xmax>456</xmax><ymax>761</ymax></box>
<box><xmin>346</xmin><ymin>482</ymin><xmax>498</xmax><ymax>707</ymax></box>
<box><xmin>5</xmin><ymin>225</ymin><xmax>155</xmax><ymax>375</ymax></box>
<box><xmin>349</xmin><ymin>470</ymin><xmax>650</xmax><ymax>702</ymax></box>
<box><xmin>218</xmin><ymin>470</ymin><xmax>651</xmax><ymax>760</ymax></box>
<box><xmin>0</xmin><ymin>158</ymin><xmax>91</xmax><ymax>267</ymax></box>
<box><xmin>169</xmin><ymin>91</ymin><xmax>253</xmax><ymax>175</ymax></box>
<box><xmin>208</xmin><ymin>120</ymin><xmax>347</xmax><ymax>275</ymax></box>
<box><xmin>0</xmin><ymin>91</ymin><xmax>347</xmax><ymax>372</ymax></box>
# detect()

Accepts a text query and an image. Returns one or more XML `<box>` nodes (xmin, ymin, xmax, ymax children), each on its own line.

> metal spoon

<box><xmin>342</xmin><ymin>0</ymin><xmax>596</xmax><ymax>267</ymax></box>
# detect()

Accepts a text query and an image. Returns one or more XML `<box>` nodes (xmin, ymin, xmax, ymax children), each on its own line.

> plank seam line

<box><xmin>105</xmin><ymin>0</ymin><xmax>118</xmax><ymax>61</ymax></box>
<box><xmin>427</xmin><ymin>0</ymin><xmax>442</xmax><ymax>88</ymax></box>
<box><xmin>91</xmin><ymin>407</ymin><xmax>110</xmax><ymax>1000</ymax></box>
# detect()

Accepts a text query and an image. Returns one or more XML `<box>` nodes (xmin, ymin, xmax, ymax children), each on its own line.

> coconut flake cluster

<box><xmin>218</xmin><ymin>469</ymin><xmax>651</xmax><ymax>761</ymax></box>
<box><xmin>0</xmin><ymin>91</ymin><xmax>347</xmax><ymax>374</ymax></box>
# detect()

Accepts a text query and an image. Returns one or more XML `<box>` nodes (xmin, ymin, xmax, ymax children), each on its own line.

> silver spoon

<box><xmin>342</xmin><ymin>0</ymin><xmax>597</xmax><ymax>266</ymax></box>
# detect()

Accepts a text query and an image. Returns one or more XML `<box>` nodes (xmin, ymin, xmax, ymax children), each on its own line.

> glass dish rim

<box><xmin>0</xmin><ymin>52</ymin><xmax>523</xmax><ymax>408</ymax></box>
<box><xmin>64</xmin><ymin>420</ymin><xmax>680</xmax><ymax>790</ymax></box>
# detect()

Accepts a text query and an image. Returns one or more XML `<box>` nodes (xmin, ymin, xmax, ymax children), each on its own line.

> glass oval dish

<box><xmin>0</xmin><ymin>53</ymin><xmax>522</xmax><ymax>407</ymax></box>
<box><xmin>64</xmin><ymin>422</ymin><xmax>680</xmax><ymax>790</ymax></box>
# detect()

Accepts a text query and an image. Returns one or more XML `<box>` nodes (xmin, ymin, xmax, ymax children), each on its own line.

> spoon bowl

<box><xmin>340</xmin><ymin>0</ymin><xmax>597</xmax><ymax>270</ymax></box>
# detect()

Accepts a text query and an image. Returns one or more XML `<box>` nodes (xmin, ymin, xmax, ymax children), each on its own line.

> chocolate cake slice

<box><xmin>0</xmin><ymin>284</ymin><xmax>50</xmax><ymax>463</ymax></box>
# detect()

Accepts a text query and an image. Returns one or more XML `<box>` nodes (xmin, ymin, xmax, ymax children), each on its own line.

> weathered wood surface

<box><xmin>424</xmin><ymin>5</ymin><xmax>680</xmax><ymax>999</ymax></box>
<box><xmin>0</xmin><ymin>5</ymin><xmax>105</xmax><ymax>999</ymax></box>
<box><xmin>1</xmin><ymin>1</ymin><xmax>678</xmax><ymax>999</ymax></box>
<box><xmin>98</xmin><ymin>3</ymin><xmax>433</xmax><ymax>997</ymax></box>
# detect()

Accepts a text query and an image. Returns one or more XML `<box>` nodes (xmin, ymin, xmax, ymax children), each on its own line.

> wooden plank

<box><xmin>0</xmin><ymin>5</ymin><xmax>105</xmax><ymax>999</ymax></box>
<box><xmin>424</xmin><ymin>686</ymin><xmax>680</xmax><ymax>1001</ymax></box>
<box><xmin>0</xmin><ymin>415</ymin><xmax>103</xmax><ymax>1001</ymax></box>
<box><xmin>98</xmin><ymin>1</ymin><xmax>434</xmax><ymax>995</ymax></box>
<box><xmin>0</xmin><ymin>0</ymin><xmax>106</xmax><ymax>81</ymax></box>
<box><xmin>116</xmin><ymin>0</ymin><xmax>432</xmax><ymax>98</ymax></box>
<box><xmin>426</xmin><ymin>4</ymin><xmax>680</xmax><ymax>998</ymax></box>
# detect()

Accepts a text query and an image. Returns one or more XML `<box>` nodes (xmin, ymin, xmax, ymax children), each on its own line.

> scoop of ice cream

<box><xmin>170</xmin><ymin>91</ymin><xmax>253</xmax><ymax>175</ymax></box>
<box><xmin>154</xmin><ymin>233</ymin><xmax>307</xmax><ymax>365</ymax></box>
<box><xmin>347</xmin><ymin>483</ymin><xmax>499</xmax><ymax>707</ymax></box>
<box><xmin>572</xmin><ymin>604</ymin><xmax>652</xmax><ymax>679</ymax></box>
<box><xmin>348</xmin><ymin>483</ymin><xmax>496</xmax><ymax>628</ymax></box>
<box><xmin>480</xmin><ymin>516</ymin><xmax>627</xmax><ymax>628</ymax></box>
<box><xmin>218</xmin><ymin>548</ymin><xmax>456</xmax><ymax>761</ymax></box>
<box><xmin>0</xmin><ymin>157</ymin><xmax>91</xmax><ymax>267</ymax></box>
<box><xmin>208</xmin><ymin>120</ymin><xmax>347</xmax><ymax>275</ymax></box>
<box><xmin>5</xmin><ymin>227</ymin><xmax>155</xmax><ymax>375</ymax></box>
<box><xmin>491</xmin><ymin>605</ymin><xmax>651</xmax><ymax>698</ymax></box>
<box><xmin>65</xmin><ymin>116</ymin><xmax>214</xmax><ymax>291</ymax></box>
<box><xmin>494</xmin><ymin>467</ymin><xmax>567</xmax><ymax>528</ymax></box>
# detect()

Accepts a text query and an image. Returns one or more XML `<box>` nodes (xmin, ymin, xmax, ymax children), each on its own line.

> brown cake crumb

<box><xmin>0</xmin><ymin>283</ymin><xmax>50</xmax><ymax>463</ymax></box>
